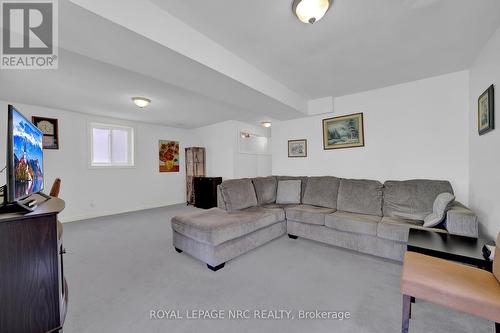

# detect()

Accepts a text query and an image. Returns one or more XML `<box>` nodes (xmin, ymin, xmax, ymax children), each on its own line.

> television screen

<box><xmin>7</xmin><ymin>106</ymin><xmax>44</xmax><ymax>202</ymax></box>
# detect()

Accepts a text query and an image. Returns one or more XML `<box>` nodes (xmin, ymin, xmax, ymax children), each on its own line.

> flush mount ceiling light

<box><xmin>292</xmin><ymin>0</ymin><xmax>332</xmax><ymax>24</ymax></box>
<box><xmin>131</xmin><ymin>97</ymin><xmax>151</xmax><ymax>108</ymax></box>
<box><xmin>261</xmin><ymin>121</ymin><xmax>272</xmax><ymax>128</ymax></box>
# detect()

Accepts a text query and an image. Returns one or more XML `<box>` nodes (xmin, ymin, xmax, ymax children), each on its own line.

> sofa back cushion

<box><xmin>383</xmin><ymin>179</ymin><xmax>454</xmax><ymax>221</ymax></box>
<box><xmin>302</xmin><ymin>176</ymin><xmax>340</xmax><ymax>209</ymax></box>
<box><xmin>494</xmin><ymin>232</ymin><xmax>500</xmax><ymax>282</ymax></box>
<box><xmin>217</xmin><ymin>185</ymin><xmax>227</xmax><ymax>210</ymax></box>
<box><xmin>276</xmin><ymin>180</ymin><xmax>302</xmax><ymax>204</ymax></box>
<box><xmin>337</xmin><ymin>179</ymin><xmax>383</xmax><ymax>216</ymax></box>
<box><xmin>220</xmin><ymin>179</ymin><xmax>258</xmax><ymax>212</ymax></box>
<box><xmin>252</xmin><ymin>176</ymin><xmax>277</xmax><ymax>205</ymax></box>
<box><xmin>276</xmin><ymin>176</ymin><xmax>308</xmax><ymax>202</ymax></box>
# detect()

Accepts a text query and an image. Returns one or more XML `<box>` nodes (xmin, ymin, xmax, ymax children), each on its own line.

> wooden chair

<box><xmin>50</xmin><ymin>178</ymin><xmax>61</xmax><ymax>198</ymax></box>
<box><xmin>401</xmin><ymin>233</ymin><xmax>500</xmax><ymax>332</ymax></box>
<box><xmin>49</xmin><ymin>178</ymin><xmax>63</xmax><ymax>240</ymax></box>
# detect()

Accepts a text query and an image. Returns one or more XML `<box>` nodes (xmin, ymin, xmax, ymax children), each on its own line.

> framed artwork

<box><xmin>323</xmin><ymin>113</ymin><xmax>364</xmax><ymax>150</ymax></box>
<box><xmin>159</xmin><ymin>140</ymin><xmax>179</xmax><ymax>172</ymax></box>
<box><xmin>288</xmin><ymin>139</ymin><xmax>307</xmax><ymax>158</ymax></box>
<box><xmin>478</xmin><ymin>84</ymin><xmax>494</xmax><ymax>135</ymax></box>
<box><xmin>32</xmin><ymin>116</ymin><xmax>59</xmax><ymax>149</ymax></box>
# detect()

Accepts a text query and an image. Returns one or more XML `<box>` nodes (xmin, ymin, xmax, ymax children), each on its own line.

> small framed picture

<box><xmin>478</xmin><ymin>85</ymin><xmax>494</xmax><ymax>135</ymax></box>
<box><xmin>288</xmin><ymin>139</ymin><xmax>307</xmax><ymax>158</ymax></box>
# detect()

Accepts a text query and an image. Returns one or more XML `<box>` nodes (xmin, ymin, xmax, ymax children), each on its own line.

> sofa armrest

<box><xmin>217</xmin><ymin>185</ymin><xmax>227</xmax><ymax>211</ymax></box>
<box><xmin>444</xmin><ymin>201</ymin><xmax>478</xmax><ymax>238</ymax></box>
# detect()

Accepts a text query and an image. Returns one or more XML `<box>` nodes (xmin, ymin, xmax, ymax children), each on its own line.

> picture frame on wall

<box><xmin>322</xmin><ymin>112</ymin><xmax>364</xmax><ymax>150</ymax></box>
<box><xmin>478</xmin><ymin>84</ymin><xmax>494</xmax><ymax>135</ymax></box>
<box><xmin>288</xmin><ymin>139</ymin><xmax>307</xmax><ymax>158</ymax></box>
<box><xmin>32</xmin><ymin>116</ymin><xmax>59</xmax><ymax>149</ymax></box>
<box><xmin>159</xmin><ymin>140</ymin><xmax>180</xmax><ymax>172</ymax></box>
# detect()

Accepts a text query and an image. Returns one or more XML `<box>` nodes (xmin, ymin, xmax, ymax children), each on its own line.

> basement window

<box><xmin>89</xmin><ymin>123</ymin><xmax>135</xmax><ymax>167</ymax></box>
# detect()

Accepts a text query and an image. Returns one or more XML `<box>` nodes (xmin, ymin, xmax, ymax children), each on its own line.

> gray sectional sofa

<box><xmin>171</xmin><ymin>176</ymin><xmax>478</xmax><ymax>271</ymax></box>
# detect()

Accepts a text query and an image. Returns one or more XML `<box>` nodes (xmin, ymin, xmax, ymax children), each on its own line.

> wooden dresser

<box><xmin>0</xmin><ymin>195</ymin><xmax>67</xmax><ymax>333</ymax></box>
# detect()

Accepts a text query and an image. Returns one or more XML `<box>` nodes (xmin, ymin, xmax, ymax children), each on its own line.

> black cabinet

<box><xmin>0</xmin><ymin>196</ymin><xmax>67</xmax><ymax>333</ymax></box>
<box><xmin>194</xmin><ymin>177</ymin><xmax>222</xmax><ymax>209</ymax></box>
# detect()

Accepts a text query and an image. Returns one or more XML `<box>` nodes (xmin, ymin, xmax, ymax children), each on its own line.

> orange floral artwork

<box><xmin>159</xmin><ymin>140</ymin><xmax>179</xmax><ymax>172</ymax></box>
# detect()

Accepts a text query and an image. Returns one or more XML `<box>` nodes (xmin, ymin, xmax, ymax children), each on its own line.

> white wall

<box><xmin>0</xmin><ymin>71</ymin><xmax>476</xmax><ymax>224</ymax></box>
<box><xmin>0</xmin><ymin>101</ymin><xmax>199</xmax><ymax>222</ymax></box>
<box><xmin>272</xmin><ymin>71</ymin><xmax>470</xmax><ymax>203</ymax></box>
<box><xmin>194</xmin><ymin>120</ymin><xmax>271</xmax><ymax>180</ymax></box>
<box><xmin>0</xmin><ymin>101</ymin><xmax>272</xmax><ymax>222</ymax></box>
<box><xmin>194</xmin><ymin>121</ymin><xmax>237</xmax><ymax>179</ymax></box>
<box><xmin>469</xmin><ymin>25</ymin><xmax>500</xmax><ymax>240</ymax></box>
<box><xmin>234</xmin><ymin>120</ymin><xmax>271</xmax><ymax>179</ymax></box>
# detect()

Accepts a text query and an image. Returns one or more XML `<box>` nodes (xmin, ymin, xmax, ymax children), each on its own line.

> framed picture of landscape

<box><xmin>288</xmin><ymin>139</ymin><xmax>307</xmax><ymax>158</ymax></box>
<box><xmin>478</xmin><ymin>84</ymin><xmax>494</xmax><ymax>135</ymax></box>
<box><xmin>322</xmin><ymin>113</ymin><xmax>364</xmax><ymax>150</ymax></box>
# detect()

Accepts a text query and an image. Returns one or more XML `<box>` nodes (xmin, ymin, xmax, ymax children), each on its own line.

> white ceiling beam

<box><xmin>69</xmin><ymin>0</ymin><xmax>308</xmax><ymax>115</ymax></box>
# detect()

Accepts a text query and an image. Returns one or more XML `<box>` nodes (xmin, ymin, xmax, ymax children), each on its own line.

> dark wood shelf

<box><xmin>407</xmin><ymin>228</ymin><xmax>492</xmax><ymax>271</ymax></box>
<box><xmin>0</xmin><ymin>195</ymin><xmax>67</xmax><ymax>333</ymax></box>
<box><xmin>0</xmin><ymin>194</ymin><xmax>65</xmax><ymax>222</ymax></box>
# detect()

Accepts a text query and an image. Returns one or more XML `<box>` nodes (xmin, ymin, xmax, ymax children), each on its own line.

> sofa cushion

<box><xmin>383</xmin><ymin>179</ymin><xmax>454</xmax><ymax>221</ymax></box>
<box><xmin>285</xmin><ymin>204</ymin><xmax>335</xmax><ymax>225</ymax></box>
<box><xmin>276</xmin><ymin>180</ymin><xmax>301</xmax><ymax>204</ymax></box>
<box><xmin>262</xmin><ymin>203</ymin><xmax>298</xmax><ymax>210</ymax></box>
<box><xmin>302</xmin><ymin>176</ymin><xmax>340</xmax><ymax>209</ymax></box>
<box><xmin>495</xmin><ymin>233</ymin><xmax>500</xmax><ymax>281</ymax></box>
<box><xmin>325</xmin><ymin>211</ymin><xmax>381</xmax><ymax>236</ymax></box>
<box><xmin>243</xmin><ymin>205</ymin><xmax>285</xmax><ymax>216</ymax></box>
<box><xmin>423</xmin><ymin>192</ymin><xmax>455</xmax><ymax>228</ymax></box>
<box><xmin>171</xmin><ymin>207</ymin><xmax>284</xmax><ymax>246</ymax></box>
<box><xmin>217</xmin><ymin>185</ymin><xmax>227</xmax><ymax>210</ymax></box>
<box><xmin>252</xmin><ymin>176</ymin><xmax>277</xmax><ymax>205</ymax></box>
<box><xmin>277</xmin><ymin>176</ymin><xmax>308</xmax><ymax>201</ymax></box>
<box><xmin>377</xmin><ymin>216</ymin><xmax>446</xmax><ymax>242</ymax></box>
<box><xmin>220</xmin><ymin>179</ymin><xmax>258</xmax><ymax>212</ymax></box>
<box><xmin>337</xmin><ymin>179</ymin><xmax>383</xmax><ymax>216</ymax></box>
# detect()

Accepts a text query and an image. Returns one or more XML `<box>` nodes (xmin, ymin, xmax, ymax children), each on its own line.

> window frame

<box><xmin>88</xmin><ymin>122</ymin><xmax>135</xmax><ymax>169</ymax></box>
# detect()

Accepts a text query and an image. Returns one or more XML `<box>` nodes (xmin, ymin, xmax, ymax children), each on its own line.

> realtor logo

<box><xmin>1</xmin><ymin>0</ymin><xmax>58</xmax><ymax>69</ymax></box>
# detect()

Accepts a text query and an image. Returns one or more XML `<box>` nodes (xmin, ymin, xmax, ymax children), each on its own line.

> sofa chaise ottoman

<box><xmin>171</xmin><ymin>179</ymin><xmax>286</xmax><ymax>271</ymax></box>
<box><xmin>171</xmin><ymin>176</ymin><xmax>479</xmax><ymax>271</ymax></box>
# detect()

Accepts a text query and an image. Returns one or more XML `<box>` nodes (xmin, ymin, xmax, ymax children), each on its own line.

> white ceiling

<box><xmin>0</xmin><ymin>49</ymin><xmax>251</xmax><ymax>128</ymax></box>
<box><xmin>1</xmin><ymin>0</ymin><xmax>499</xmax><ymax>128</ymax></box>
<box><xmin>0</xmin><ymin>0</ymin><xmax>306</xmax><ymax>128</ymax></box>
<box><xmin>153</xmin><ymin>0</ymin><xmax>500</xmax><ymax>98</ymax></box>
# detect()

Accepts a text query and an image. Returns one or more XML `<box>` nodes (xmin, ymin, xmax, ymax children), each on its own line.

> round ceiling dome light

<box><xmin>261</xmin><ymin>121</ymin><xmax>272</xmax><ymax>128</ymax></box>
<box><xmin>132</xmin><ymin>97</ymin><xmax>151</xmax><ymax>108</ymax></box>
<box><xmin>293</xmin><ymin>0</ymin><xmax>332</xmax><ymax>24</ymax></box>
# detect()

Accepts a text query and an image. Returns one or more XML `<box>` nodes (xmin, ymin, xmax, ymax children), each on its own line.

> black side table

<box><xmin>193</xmin><ymin>177</ymin><xmax>222</xmax><ymax>209</ymax></box>
<box><xmin>407</xmin><ymin>229</ymin><xmax>492</xmax><ymax>272</ymax></box>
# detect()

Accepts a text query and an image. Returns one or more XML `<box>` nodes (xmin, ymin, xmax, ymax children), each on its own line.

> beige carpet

<box><xmin>62</xmin><ymin>204</ymin><xmax>492</xmax><ymax>333</ymax></box>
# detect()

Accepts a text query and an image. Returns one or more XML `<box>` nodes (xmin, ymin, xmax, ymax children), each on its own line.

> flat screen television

<box><xmin>5</xmin><ymin>105</ymin><xmax>44</xmax><ymax>203</ymax></box>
